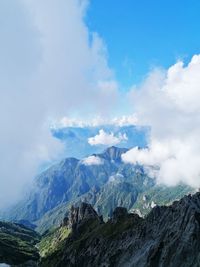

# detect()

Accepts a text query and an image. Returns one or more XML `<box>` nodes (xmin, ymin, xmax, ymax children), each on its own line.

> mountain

<box><xmin>39</xmin><ymin>193</ymin><xmax>200</xmax><ymax>267</ymax></box>
<box><xmin>2</xmin><ymin>191</ymin><xmax>199</xmax><ymax>266</ymax></box>
<box><xmin>6</xmin><ymin>147</ymin><xmax>129</xmax><ymax>223</ymax></box>
<box><xmin>52</xmin><ymin>125</ymin><xmax>148</xmax><ymax>158</ymax></box>
<box><xmin>133</xmin><ymin>183</ymin><xmax>193</xmax><ymax>216</ymax></box>
<box><xmin>0</xmin><ymin>221</ymin><xmax>40</xmax><ymax>266</ymax></box>
<box><xmin>4</xmin><ymin>146</ymin><xmax>193</xmax><ymax>234</ymax></box>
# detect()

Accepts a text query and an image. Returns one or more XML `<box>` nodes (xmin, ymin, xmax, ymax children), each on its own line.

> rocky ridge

<box><xmin>64</xmin><ymin>202</ymin><xmax>103</xmax><ymax>232</ymax></box>
<box><xmin>40</xmin><ymin>192</ymin><xmax>200</xmax><ymax>267</ymax></box>
<box><xmin>3</xmin><ymin>146</ymin><xmax>193</xmax><ymax>234</ymax></box>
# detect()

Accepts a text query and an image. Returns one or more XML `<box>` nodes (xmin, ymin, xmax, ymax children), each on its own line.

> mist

<box><xmin>0</xmin><ymin>0</ymin><xmax>118</xmax><ymax>209</ymax></box>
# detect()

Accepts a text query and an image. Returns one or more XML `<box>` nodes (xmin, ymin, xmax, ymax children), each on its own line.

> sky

<box><xmin>1</xmin><ymin>0</ymin><xmax>200</xmax><ymax>208</ymax></box>
<box><xmin>86</xmin><ymin>0</ymin><xmax>200</xmax><ymax>88</ymax></box>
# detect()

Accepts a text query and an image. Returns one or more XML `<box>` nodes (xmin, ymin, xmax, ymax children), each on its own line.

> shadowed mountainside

<box><xmin>0</xmin><ymin>221</ymin><xmax>40</xmax><ymax>266</ymax></box>
<box><xmin>40</xmin><ymin>193</ymin><xmax>200</xmax><ymax>267</ymax></box>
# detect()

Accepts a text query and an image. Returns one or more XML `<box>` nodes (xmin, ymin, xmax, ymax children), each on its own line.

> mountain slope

<box><xmin>0</xmin><ymin>221</ymin><xmax>40</xmax><ymax>265</ymax></box>
<box><xmin>40</xmin><ymin>193</ymin><xmax>200</xmax><ymax>267</ymax></box>
<box><xmin>4</xmin><ymin>146</ymin><xmax>194</xmax><ymax>234</ymax></box>
<box><xmin>133</xmin><ymin>183</ymin><xmax>193</xmax><ymax>215</ymax></box>
<box><xmin>6</xmin><ymin>147</ymin><xmax>129</xmax><ymax>223</ymax></box>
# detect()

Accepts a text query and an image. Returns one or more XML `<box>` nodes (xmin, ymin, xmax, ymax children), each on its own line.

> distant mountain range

<box><xmin>51</xmin><ymin>125</ymin><xmax>148</xmax><ymax>158</ymax></box>
<box><xmin>4</xmin><ymin>146</ymin><xmax>193</xmax><ymax>234</ymax></box>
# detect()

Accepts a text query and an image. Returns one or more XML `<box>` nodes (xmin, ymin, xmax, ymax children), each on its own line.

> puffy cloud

<box><xmin>81</xmin><ymin>155</ymin><xmax>103</xmax><ymax>166</ymax></box>
<box><xmin>0</xmin><ymin>0</ymin><xmax>118</xmax><ymax>208</ymax></box>
<box><xmin>123</xmin><ymin>55</ymin><xmax>200</xmax><ymax>188</ymax></box>
<box><xmin>88</xmin><ymin>129</ymin><xmax>128</xmax><ymax>146</ymax></box>
<box><xmin>122</xmin><ymin>140</ymin><xmax>172</xmax><ymax>166</ymax></box>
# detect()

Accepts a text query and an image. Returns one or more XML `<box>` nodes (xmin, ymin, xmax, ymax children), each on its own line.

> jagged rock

<box><xmin>97</xmin><ymin>146</ymin><xmax>128</xmax><ymax>163</ymax></box>
<box><xmin>67</xmin><ymin>202</ymin><xmax>101</xmax><ymax>231</ymax></box>
<box><xmin>41</xmin><ymin>192</ymin><xmax>200</xmax><ymax>267</ymax></box>
<box><xmin>60</xmin><ymin>216</ymin><xmax>69</xmax><ymax>227</ymax></box>
<box><xmin>111</xmin><ymin>207</ymin><xmax>128</xmax><ymax>223</ymax></box>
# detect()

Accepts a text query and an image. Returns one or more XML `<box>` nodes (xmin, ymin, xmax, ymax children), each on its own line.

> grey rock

<box><xmin>111</xmin><ymin>207</ymin><xmax>128</xmax><ymax>223</ymax></box>
<box><xmin>41</xmin><ymin>193</ymin><xmax>200</xmax><ymax>267</ymax></box>
<box><xmin>67</xmin><ymin>202</ymin><xmax>101</xmax><ymax>232</ymax></box>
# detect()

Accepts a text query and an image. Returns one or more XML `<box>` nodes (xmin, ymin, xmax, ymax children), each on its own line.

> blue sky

<box><xmin>86</xmin><ymin>0</ymin><xmax>200</xmax><ymax>89</ymax></box>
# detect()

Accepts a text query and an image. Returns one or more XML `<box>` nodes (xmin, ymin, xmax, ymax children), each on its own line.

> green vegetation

<box><xmin>35</xmin><ymin>203</ymin><xmax>69</xmax><ymax>234</ymax></box>
<box><xmin>35</xmin><ymin>182</ymin><xmax>194</xmax><ymax>234</ymax></box>
<box><xmin>38</xmin><ymin>226</ymin><xmax>71</xmax><ymax>258</ymax></box>
<box><xmin>133</xmin><ymin>184</ymin><xmax>194</xmax><ymax>216</ymax></box>
<box><xmin>40</xmin><ymin>212</ymin><xmax>143</xmax><ymax>266</ymax></box>
<box><xmin>0</xmin><ymin>221</ymin><xmax>40</xmax><ymax>265</ymax></box>
<box><xmin>4</xmin><ymin>147</ymin><xmax>195</xmax><ymax>237</ymax></box>
<box><xmin>98</xmin><ymin>215</ymin><xmax>142</xmax><ymax>239</ymax></box>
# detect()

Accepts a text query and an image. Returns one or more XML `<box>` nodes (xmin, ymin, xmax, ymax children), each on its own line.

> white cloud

<box><xmin>88</xmin><ymin>129</ymin><xmax>128</xmax><ymax>146</ymax></box>
<box><xmin>112</xmin><ymin>115</ymin><xmax>138</xmax><ymax>126</ymax></box>
<box><xmin>122</xmin><ymin>140</ymin><xmax>172</xmax><ymax>166</ymax></box>
<box><xmin>124</xmin><ymin>55</ymin><xmax>200</xmax><ymax>188</ymax></box>
<box><xmin>52</xmin><ymin>114</ymin><xmax>138</xmax><ymax>128</ymax></box>
<box><xmin>0</xmin><ymin>0</ymin><xmax>118</xmax><ymax>208</ymax></box>
<box><xmin>81</xmin><ymin>155</ymin><xmax>103</xmax><ymax>166</ymax></box>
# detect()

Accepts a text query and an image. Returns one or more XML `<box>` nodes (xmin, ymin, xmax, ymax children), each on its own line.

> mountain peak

<box><xmin>98</xmin><ymin>146</ymin><xmax>128</xmax><ymax>162</ymax></box>
<box><xmin>65</xmin><ymin>202</ymin><xmax>102</xmax><ymax>232</ymax></box>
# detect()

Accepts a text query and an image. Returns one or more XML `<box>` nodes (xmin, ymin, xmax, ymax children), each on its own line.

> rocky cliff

<box><xmin>40</xmin><ymin>192</ymin><xmax>200</xmax><ymax>267</ymax></box>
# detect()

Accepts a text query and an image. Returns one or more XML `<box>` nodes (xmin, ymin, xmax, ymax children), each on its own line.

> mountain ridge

<box><xmin>3</xmin><ymin>146</ymin><xmax>194</xmax><ymax>234</ymax></box>
<box><xmin>40</xmin><ymin>192</ymin><xmax>200</xmax><ymax>267</ymax></box>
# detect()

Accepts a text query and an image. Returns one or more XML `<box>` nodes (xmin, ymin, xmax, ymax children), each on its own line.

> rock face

<box><xmin>41</xmin><ymin>193</ymin><xmax>200</xmax><ymax>267</ymax></box>
<box><xmin>65</xmin><ymin>202</ymin><xmax>102</xmax><ymax>232</ymax></box>
<box><xmin>111</xmin><ymin>207</ymin><xmax>128</xmax><ymax>223</ymax></box>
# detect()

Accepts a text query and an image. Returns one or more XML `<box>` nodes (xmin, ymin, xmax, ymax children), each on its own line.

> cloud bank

<box><xmin>88</xmin><ymin>129</ymin><xmax>128</xmax><ymax>146</ymax></box>
<box><xmin>0</xmin><ymin>0</ymin><xmax>118</xmax><ymax>208</ymax></box>
<box><xmin>81</xmin><ymin>155</ymin><xmax>103</xmax><ymax>166</ymax></box>
<box><xmin>123</xmin><ymin>55</ymin><xmax>200</xmax><ymax>188</ymax></box>
<box><xmin>52</xmin><ymin>114</ymin><xmax>138</xmax><ymax>129</ymax></box>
